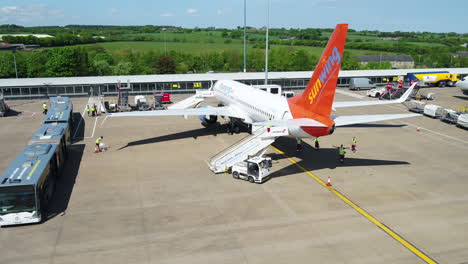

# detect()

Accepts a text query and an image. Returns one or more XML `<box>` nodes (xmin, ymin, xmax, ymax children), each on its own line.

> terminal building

<box><xmin>0</xmin><ymin>68</ymin><xmax>467</xmax><ymax>99</ymax></box>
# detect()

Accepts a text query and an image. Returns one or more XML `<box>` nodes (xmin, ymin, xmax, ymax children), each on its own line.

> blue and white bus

<box><xmin>0</xmin><ymin>122</ymin><xmax>70</xmax><ymax>226</ymax></box>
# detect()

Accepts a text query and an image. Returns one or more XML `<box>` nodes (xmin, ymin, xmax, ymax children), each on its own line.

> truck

<box><xmin>231</xmin><ymin>156</ymin><xmax>272</xmax><ymax>183</ymax></box>
<box><xmin>134</xmin><ymin>95</ymin><xmax>150</xmax><ymax>111</ymax></box>
<box><xmin>0</xmin><ymin>92</ymin><xmax>9</xmax><ymax>117</ymax></box>
<box><xmin>406</xmin><ymin>71</ymin><xmax>460</xmax><ymax>87</ymax></box>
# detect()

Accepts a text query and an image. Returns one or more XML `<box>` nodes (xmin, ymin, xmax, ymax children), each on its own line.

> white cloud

<box><xmin>217</xmin><ymin>8</ymin><xmax>231</xmax><ymax>15</ymax></box>
<box><xmin>186</xmin><ymin>8</ymin><xmax>199</xmax><ymax>16</ymax></box>
<box><xmin>0</xmin><ymin>4</ymin><xmax>65</xmax><ymax>24</ymax></box>
<box><xmin>161</xmin><ymin>13</ymin><xmax>174</xmax><ymax>17</ymax></box>
<box><xmin>110</xmin><ymin>8</ymin><xmax>119</xmax><ymax>14</ymax></box>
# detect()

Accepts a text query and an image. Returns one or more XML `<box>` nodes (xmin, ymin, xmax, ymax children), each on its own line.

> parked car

<box><xmin>349</xmin><ymin>78</ymin><xmax>376</xmax><ymax>91</ymax></box>
<box><xmin>367</xmin><ymin>87</ymin><xmax>386</xmax><ymax>98</ymax></box>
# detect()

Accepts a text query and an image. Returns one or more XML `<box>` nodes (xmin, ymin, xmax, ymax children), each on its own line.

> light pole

<box><xmin>243</xmin><ymin>0</ymin><xmax>247</xmax><ymax>72</ymax></box>
<box><xmin>162</xmin><ymin>28</ymin><xmax>167</xmax><ymax>56</ymax></box>
<box><xmin>264</xmin><ymin>0</ymin><xmax>270</xmax><ymax>85</ymax></box>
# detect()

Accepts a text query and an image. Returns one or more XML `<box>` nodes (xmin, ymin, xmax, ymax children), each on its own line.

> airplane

<box><xmin>456</xmin><ymin>77</ymin><xmax>468</xmax><ymax>95</ymax></box>
<box><xmin>109</xmin><ymin>23</ymin><xmax>419</xmax><ymax>157</ymax></box>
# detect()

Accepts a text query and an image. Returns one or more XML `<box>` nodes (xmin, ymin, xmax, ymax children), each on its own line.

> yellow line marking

<box><xmin>27</xmin><ymin>160</ymin><xmax>41</xmax><ymax>179</ymax></box>
<box><xmin>271</xmin><ymin>145</ymin><xmax>438</xmax><ymax>264</ymax></box>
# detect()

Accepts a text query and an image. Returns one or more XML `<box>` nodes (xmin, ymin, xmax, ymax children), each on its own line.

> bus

<box><xmin>44</xmin><ymin>104</ymin><xmax>74</xmax><ymax>131</ymax></box>
<box><xmin>0</xmin><ymin>122</ymin><xmax>70</xmax><ymax>226</ymax></box>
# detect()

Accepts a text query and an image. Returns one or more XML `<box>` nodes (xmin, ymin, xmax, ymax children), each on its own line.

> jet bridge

<box><xmin>208</xmin><ymin>126</ymin><xmax>288</xmax><ymax>173</ymax></box>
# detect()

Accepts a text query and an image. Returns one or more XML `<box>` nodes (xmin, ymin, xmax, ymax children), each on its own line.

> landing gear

<box><xmin>227</xmin><ymin>119</ymin><xmax>240</xmax><ymax>135</ymax></box>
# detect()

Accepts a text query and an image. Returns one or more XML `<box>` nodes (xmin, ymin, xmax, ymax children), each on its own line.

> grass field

<box><xmin>82</xmin><ymin>41</ymin><xmax>395</xmax><ymax>57</ymax></box>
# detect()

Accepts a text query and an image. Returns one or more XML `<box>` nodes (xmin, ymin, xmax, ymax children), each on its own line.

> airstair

<box><xmin>168</xmin><ymin>89</ymin><xmax>214</xmax><ymax>110</ymax></box>
<box><xmin>208</xmin><ymin>126</ymin><xmax>288</xmax><ymax>173</ymax></box>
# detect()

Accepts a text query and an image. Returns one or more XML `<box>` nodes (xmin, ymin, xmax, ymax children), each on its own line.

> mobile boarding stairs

<box><xmin>168</xmin><ymin>89</ymin><xmax>215</xmax><ymax>110</ymax></box>
<box><xmin>208</xmin><ymin>126</ymin><xmax>288</xmax><ymax>173</ymax></box>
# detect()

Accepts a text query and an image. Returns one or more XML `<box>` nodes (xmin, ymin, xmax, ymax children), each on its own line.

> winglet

<box><xmin>396</xmin><ymin>82</ymin><xmax>417</xmax><ymax>103</ymax></box>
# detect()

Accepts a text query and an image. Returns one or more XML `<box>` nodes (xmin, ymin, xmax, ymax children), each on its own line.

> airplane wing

<box><xmin>333</xmin><ymin>82</ymin><xmax>416</xmax><ymax>108</ymax></box>
<box><xmin>108</xmin><ymin>106</ymin><xmax>246</xmax><ymax>119</ymax></box>
<box><xmin>333</xmin><ymin>113</ymin><xmax>420</xmax><ymax>127</ymax></box>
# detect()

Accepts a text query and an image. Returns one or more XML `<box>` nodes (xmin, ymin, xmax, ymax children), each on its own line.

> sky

<box><xmin>0</xmin><ymin>0</ymin><xmax>466</xmax><ymax>33</ymax></box>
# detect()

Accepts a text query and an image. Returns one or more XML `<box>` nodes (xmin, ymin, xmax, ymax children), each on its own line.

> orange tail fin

<box><xmin>288</xmin><ymin>23</ymin><xmax>348</xmax><ymax>118</ymax></box>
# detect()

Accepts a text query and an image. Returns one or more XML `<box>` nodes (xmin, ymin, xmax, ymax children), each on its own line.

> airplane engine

<box><xmin>198</xmin><ymin>106</ymin><xmax>218</xmax><ymax>124</ymax></box>
<box><xmin>199</xmin><ymin>114</ymin><xmax>218</xmax><ymax>124</ymax></box>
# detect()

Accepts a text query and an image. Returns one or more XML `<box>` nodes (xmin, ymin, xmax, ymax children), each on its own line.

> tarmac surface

<box><xmin>1</xmin><ymin>87</ymin><xmax>468</xmax><ymax>264</ymax></box>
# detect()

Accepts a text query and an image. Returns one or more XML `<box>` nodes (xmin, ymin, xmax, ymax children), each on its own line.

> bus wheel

<box><xmin>248</xmin><ymin>177</ymin><xmax>255</xmax><ymax>183</ymax></box>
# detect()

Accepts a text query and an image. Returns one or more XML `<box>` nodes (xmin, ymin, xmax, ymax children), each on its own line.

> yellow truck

<box><xmin>407</xmin><ymin>71</ymin><xmax>461</xmax><ymax>87</ymax></box>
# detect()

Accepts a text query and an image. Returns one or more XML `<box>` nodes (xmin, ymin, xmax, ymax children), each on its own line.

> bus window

<box><xmin>0</xmin><ymin>185</ymin><xmax>36</xmax><ymax>215</ymax></box>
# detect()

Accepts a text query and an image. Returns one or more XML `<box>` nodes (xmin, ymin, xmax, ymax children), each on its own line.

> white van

<box><xmin>349</xmin><ymin>78</ymin><xmax>376</xmax><ymax>91</ymax></box>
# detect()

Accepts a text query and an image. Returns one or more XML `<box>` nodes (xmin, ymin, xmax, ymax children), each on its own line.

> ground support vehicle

<box><xmin>440</xmin><ymin>109</ymin><xmax>460</xmax><ymax>124</ymax></box>
<box><xmin>423</xmin><ymin>104</ymin><xmax>443</xmax><ymax>118</ymax></box>
<box><xmin>457</xmin><ymin>114</ymin><xmax>468</xmax><ymax>129</ymax></box>
<box><xmin>407</xmin><ymin>100</ymin><xmax>426</xmax><ymax>114</ymax></box>
<box><xmin>134</xmin><ymin>95</ymin><xmax>151</xmax><ymax>111</ymax></box>
<box><xmin>406</xmin><ymin>71</ymin><xmax>460</xmax><ymax>87</ymax></box>
<box><xmin>231</xmin><ymin>156</ymin><xmax>272</xmax><ymax>184</ymax></box>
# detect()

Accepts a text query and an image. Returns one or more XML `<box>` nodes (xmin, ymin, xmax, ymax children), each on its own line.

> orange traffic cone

<box><xmin>326</xmin><ymin>176</ymin><xmax>332</xmax><ymax>186</ymax></box>
<box><xmin>416</xmin><ymin>127</ymin><xmax>421</xmax><ymax>132</ymax></box>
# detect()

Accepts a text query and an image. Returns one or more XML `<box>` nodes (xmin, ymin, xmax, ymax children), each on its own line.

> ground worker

<box><xmin>338</xmin><ymin>144</ymin><xmax>346</xmax><ymax>163</ymax></box>
<box><xmin>351</xmin><ymin>136</ymin><xmax>357</xmax><ymax>153</ymax></box>
<box><xmin>91</xmin><ymin>104</ymin><xmax>96</xmax><ymax>116</ymax></box>
<box><xmin>296</xmin><ymin>138</ymin><xmax>302</xmax><ymax>152</ymax></box>
<box><xmin>314</xmin><ymin>137</ymin><xmax>320</xmax><ymax>150</ymax></box>
<box><xmin>42</xmin><ymin>102</ymin><xmax>48</xmax><ymax>115</ymax></box>
<box><xmin>86</xmin><ymin>105</ymin><xmax>91</xmax><ymax>116</ymax></box>
<box><xmin>95</xmin><ymin>136</ymin><xmax>103</xmax><ymax>153</ymax></box>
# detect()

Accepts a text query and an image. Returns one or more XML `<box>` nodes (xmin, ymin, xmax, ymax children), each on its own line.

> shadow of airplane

<box><xmin>453</xmin><ymin>95</ymin><xmax>468</xmax><ymax>101</ymax></box>
<box><xmin>118</xmin><ymin>123</ymin><xmax>250</xmax><ymax>150</ymax></box>
<box><xmin>266</xmin><ymin>137</ymin><xmax>410</xmax><ymax>179</ymax></box>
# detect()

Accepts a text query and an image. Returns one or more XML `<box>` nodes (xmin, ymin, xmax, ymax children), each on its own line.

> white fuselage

<box><xmin>456</xmin><ymin>78</ymin><xmax>468</xmax><ymax>95</ymax></box>
<box><xmin>212</xmin><ymin>80</ymin><xmax>312</xmax><ymax>138</ymax></box>
<box><xmin>213</xmin><ymin>80</ymin><xmax>292</xmax><ymax>123</ymax></box>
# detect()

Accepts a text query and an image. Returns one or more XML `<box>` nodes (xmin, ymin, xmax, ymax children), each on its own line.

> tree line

<box><xmin>1</xmin><ymin>44</ymin><xmax>466</xmax><ymax>79</ymax></box>
<box><xmin>0</xmin><ymin>46</ymin><xmax>320</xmax><ymax>78</ymax></box>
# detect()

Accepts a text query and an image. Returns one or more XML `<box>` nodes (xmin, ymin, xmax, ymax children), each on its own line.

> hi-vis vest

<box><xmin>314</xmin><ymin>138</ymin><xmax>319</xmax><ymax>142</ymax></box>
<box><xmin>96</xmin><ymin>138</ymin><xmax>101</xmax><ymax>145</ymax></box>
<box><xmin>352</xmin><ymin>138</ymin><xmax>357</xmax><ymax>144</ymax></box>
<box><xmin>42</xmin><ymin>104</ymin><xmax>47</xmax><ymax>110</ymax></box>
<box><xmin>339</xmin><ymin>147</ymin><xmax>345</xmax><ymax>155</ymax></box>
